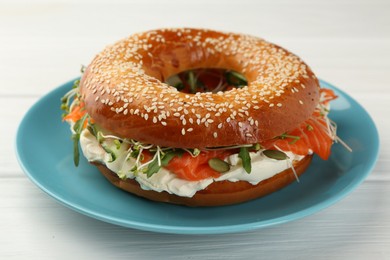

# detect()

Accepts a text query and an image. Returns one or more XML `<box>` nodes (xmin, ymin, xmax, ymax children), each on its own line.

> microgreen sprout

<box><xmin>238</xmin><ymin>147</ymin><xmax>251</xmax><ymax>174</ymax></box>
<box><xmin>278</xmin><ymin>133</ymin><xmax>300</xmax><ymax>144</ymax></box>
<box><xmin>60</xmin><ymin>80</ymin><xmax>79</xmax><ymax>118</ymax></box>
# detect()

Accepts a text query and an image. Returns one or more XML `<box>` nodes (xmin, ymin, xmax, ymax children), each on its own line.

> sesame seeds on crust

<box><xmin>80</xmin><ymin>28</ymin><xmax>320</xmax><ymax>148</ymax></box>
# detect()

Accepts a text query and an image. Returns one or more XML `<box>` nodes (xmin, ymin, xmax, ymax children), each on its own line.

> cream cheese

<box><xmin>79</xmin><ymin>129</ymin><xmax>306</xmax><ymax>198</ymax></box>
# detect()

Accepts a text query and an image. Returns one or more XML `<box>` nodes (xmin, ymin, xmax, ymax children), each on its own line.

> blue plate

<box><xmin>16</xmin><ymin>79</ymin><xmax>379</xmax><ymax>234</ymax></box>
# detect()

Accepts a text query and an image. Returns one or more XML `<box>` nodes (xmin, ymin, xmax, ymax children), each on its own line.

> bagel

<box><xmin>62</xmin><ymin>28</ymin><xmax>338</xmax><ymax>207</ymax></box>
<box><xmin>80</xmin><ymin>28</ymin><xmax>320</xmax><ymax>148</ymax></box>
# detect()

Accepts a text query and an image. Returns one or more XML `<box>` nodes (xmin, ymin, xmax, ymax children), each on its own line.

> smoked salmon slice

<box><xmin>164</xmin><ymin>150</ymin><xmax>232</xmax><ymax>181</ymax></box>
<box><xmin>263</xmin><ymin>116</ymin><xmax>334</xmax><ymax>160</ymax></box>
<box><xmin>263</xmin><ymin>88</ymin><xmax>337</xmax><ymax>160</ymax></box>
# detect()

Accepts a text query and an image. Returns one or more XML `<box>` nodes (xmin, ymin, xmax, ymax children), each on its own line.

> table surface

<box><xmin>1</xmin><ymin>0</ymin><xmax>389</xmax><ymax>259</ymax></box>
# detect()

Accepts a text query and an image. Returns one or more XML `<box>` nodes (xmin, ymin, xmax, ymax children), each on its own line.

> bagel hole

<box><xmin>166</xmin><ymin>68</ymin><xmax>247</xmax><ymax>94</ymax></box>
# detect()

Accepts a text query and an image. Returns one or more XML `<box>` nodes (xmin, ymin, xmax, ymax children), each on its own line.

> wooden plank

<box><xmin>0</xmin><ymin>179</ymin><xmax>389</xmax><ymax>259</ymax></box>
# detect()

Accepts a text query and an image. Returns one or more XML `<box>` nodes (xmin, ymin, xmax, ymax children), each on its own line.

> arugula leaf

<box><xmin>71</xmin><ymin>113</ymin><xmax>89</xmax><ymax>166</ymax></box>
<box><xmin>146</xmin><ymin>156</ymin><xmax>160</xmax><ymax>178</ymax></box>
<box><xmin>238</xmin><ymin>147</ymin><xmax>251</xmax><ymax>174</ymax></box>
<box><xmin>71</xmin><ymin>134</ymin><xmax>80</xmax><ymax>167</ymax></box>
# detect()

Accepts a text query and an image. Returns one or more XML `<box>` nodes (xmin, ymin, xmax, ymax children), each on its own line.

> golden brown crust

<box><xmin>94</xmin><ymin>155</ymin><xmax>313</xmax><ymax>207</ymax></box>
<box><xmin>80</xmin><ymin>28</ymin><xmax>320</xmax><ymax>148</ymax></box>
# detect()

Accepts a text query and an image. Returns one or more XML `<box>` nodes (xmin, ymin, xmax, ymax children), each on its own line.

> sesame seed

<box><xmin>213</xmin><ymin>132</ymin><xmax>218</xmax><ymax>138</ymax></box>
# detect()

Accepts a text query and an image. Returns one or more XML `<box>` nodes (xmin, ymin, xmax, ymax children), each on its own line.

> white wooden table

<box><xmin>1</xmin><ymin>1</ymin><xmax>389</xmax><ymax>259</ymax></box>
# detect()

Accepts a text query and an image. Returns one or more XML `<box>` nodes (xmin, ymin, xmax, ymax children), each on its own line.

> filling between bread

<box><xmin>79</xmin><ymin>127</ymin><xmax>307</xmax><ymax>197</ymax></box>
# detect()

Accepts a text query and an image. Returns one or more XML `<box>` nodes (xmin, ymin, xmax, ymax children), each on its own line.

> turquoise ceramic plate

<box><xmin>16</xmin><ymin>79</ymin><xmax>379</xmax><ymax>234</ymax></box>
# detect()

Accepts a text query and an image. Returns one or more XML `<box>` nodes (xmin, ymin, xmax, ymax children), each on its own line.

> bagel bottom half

<box><xmin>93</xmin><ymin>155</ymin><xmax>313</xmax><ymax>207</ymax></box>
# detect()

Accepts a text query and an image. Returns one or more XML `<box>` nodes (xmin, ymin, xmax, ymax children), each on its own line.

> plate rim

<box><xmin>15</xmin><ymin>78</ymin><xmax>380</xmax><ymax>234</ymax></box>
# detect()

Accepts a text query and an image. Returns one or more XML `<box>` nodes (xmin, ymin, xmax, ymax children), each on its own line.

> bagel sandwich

<box><xmin>61</xmin><ymin>28</ymin><xmax>349</xmax><ymax>206</ymax></box>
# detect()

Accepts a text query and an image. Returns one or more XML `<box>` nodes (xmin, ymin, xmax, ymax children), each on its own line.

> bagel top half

<box><xmin>80</xmin><ymin>28</ymin><xmax>320</xmax><ymax>148</ymax></box>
